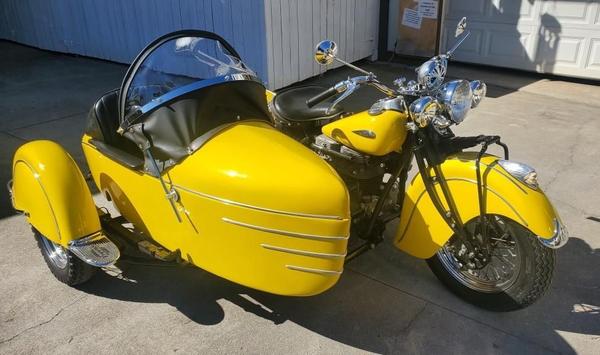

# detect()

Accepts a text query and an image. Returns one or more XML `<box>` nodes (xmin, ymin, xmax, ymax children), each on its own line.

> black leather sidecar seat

<box><xmin>271</xmin><ymin>85</ymin><xmax>343</xmax><ymax>122</ymax></box>
<box><xmin>85</xmin><ymin>89</ymin><xmax>144</xmax><ymax>169</ymax></box>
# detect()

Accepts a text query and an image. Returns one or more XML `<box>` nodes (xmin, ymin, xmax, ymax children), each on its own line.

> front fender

<box><xmin>11</xmin><ymin>140</ymin><xmax>100</xmax><ymax>247</ymax></box>
<box><xmin>394</xmin><ymin>152</ymin><xmax>562</xmax><ymax>259</ymax></box>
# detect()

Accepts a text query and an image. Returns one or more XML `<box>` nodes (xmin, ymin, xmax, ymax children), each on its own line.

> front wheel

<box><xmin>427</xmin><ymin>215</ymin><xmax>555</xmax><ymax>311</ymax></box>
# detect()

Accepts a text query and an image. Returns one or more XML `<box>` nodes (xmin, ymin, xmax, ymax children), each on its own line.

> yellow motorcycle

<box><xmin>9</xmin><ymin>21</ymin><xmax>567</xmax><ymax>312</ymax></box>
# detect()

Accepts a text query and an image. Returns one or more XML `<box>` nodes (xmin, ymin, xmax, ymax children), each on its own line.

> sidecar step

<box><xmin>68</xmin><ymin>232</ymin><xmax>120</xmax><ymax>267</ymax></box>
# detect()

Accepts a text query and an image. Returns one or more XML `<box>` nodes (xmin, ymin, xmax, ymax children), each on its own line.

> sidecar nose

<box><xmin>170</xmin><ymin>120</ymin><xmax>350</xmax><ymax>220</ymax></box>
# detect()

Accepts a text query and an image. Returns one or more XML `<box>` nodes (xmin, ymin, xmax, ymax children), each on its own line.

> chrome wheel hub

<box><xmin>40</xmin><ymin>237</ymin><xmax>68</xmax><ymax>269</ymax></box>
<box><xmin>438</xmin><ymin>216</ymin><xmax>521</xmax><ymax>293</ymax></box>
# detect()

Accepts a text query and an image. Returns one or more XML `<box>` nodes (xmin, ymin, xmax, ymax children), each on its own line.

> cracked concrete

<box><xmin>1</xmin><ymin>41</ymin><xmax>599</xmax><ymax>354</ymax></box>
<box><xmin>0</xmin><ymin>295</ymin><xmax>86</xmax><ymax>345</ymax></box>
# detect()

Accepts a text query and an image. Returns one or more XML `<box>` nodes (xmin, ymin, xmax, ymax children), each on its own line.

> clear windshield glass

<box><xmin>124</xmin><ymin>36</ymin><xmax>255</xmax><ymax>119</ymax></box>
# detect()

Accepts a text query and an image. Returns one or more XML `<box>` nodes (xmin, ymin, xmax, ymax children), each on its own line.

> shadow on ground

<box><xmin>74</xmin><ymin>234</ymin><xmax>598</xmax><ymax>353</ymax></box>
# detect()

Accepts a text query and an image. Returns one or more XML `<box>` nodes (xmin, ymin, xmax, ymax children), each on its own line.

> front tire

<box><xmin>33</xmin><ymin>228</ymin><xmax>96</xmax><ymax>285</ymax></box>
<box><xmin>427</xmin><ymin>215</ymin><xmax>555</xmax><ymax>311</ymax></box>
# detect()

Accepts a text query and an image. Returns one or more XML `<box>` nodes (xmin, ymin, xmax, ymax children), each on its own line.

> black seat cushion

<box><xmin>272</xmin><ymin>85</ymin><xmax>343</xmax><ymax>122</ymax></box>
<box><xmin>85</xmin><ymin>89</ymin><xmax>143</xmax><ymax>163</ymax></box>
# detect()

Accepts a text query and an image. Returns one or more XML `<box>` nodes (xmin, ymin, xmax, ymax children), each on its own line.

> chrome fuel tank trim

<box><xmin>222</xmin><ymin>217</ymin><xmax>348</xmax><ymax>241</ymax></box>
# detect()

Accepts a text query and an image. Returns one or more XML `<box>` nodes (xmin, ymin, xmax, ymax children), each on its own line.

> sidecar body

<box><xmin>11</xmin><ymin>31</ymin><xmax>350</xmax><ymax>296</ymax></box>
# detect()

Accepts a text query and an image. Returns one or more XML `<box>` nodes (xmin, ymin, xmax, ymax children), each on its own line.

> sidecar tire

<box><xmin>33</xmin><ymin>228</ymin><xmax>96</xmax><ymax>286</ymax></box>
<box><xmin>427</xmin><ymin>219</ymin><xmax>555</xmax><ymax>312</ymax></box>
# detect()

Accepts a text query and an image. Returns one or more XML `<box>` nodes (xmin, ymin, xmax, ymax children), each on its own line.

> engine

<box><xmin>311</xmin><ymin>134</ymin><xmax>401</xmax><ymax>220</ymax></box>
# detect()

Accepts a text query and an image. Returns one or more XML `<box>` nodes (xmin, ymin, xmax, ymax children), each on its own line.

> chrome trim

<box><xmin>368</xmin><ymin>97</ymin><xmax>406</xmax><ymax>115</ymax></box>
<box><xmin>68</xmin><ymin>232</ymin><xmax>120</xmax><ymax>267</ymax></box>
<box><xmin>479</xmin><ymin>160</ymin><xmax>527</xmax><ymax>194</ymax></box>
<box><xmin>538</xmin><ymin>218</ymin><xmax>569</xmax><ymax>249</ymax></box>
<box><xmin>173</xmin><ymin>184</ymin><xmax>345</xmax><ymax>220</ymax></box>
<box><xmin>286</xmin><ymin>265</ymin><xmax>343</xmax><ymax>275</ymax></box>
<box><xmin>222</xmin><ymin>217</ymin><xmax>348</xmax><ymax>241</ymax></box>
<box><xmin>352</xmin><ymin>130</ymin><xmax>376</xmax><ymax>139</ymax></box>
<box><xmin>261</xmin><ymin>243</ymin><xmax>346</xmax><ymax>259</ymax></box>
<box><xmin>40</xmin><ymin>236</ymin><xmax>69</xmax><ymax>269</ymax></box>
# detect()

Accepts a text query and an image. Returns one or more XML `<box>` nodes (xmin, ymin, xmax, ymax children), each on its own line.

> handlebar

<box><xmin>306</xmin><ymin>86</ymin><xmax>339</xmax><ymax>108</ymax></box>
<box><xmin>306</xmin><ymin>75</ymin><xmax>397</xmax><ymax>109</ymax></box>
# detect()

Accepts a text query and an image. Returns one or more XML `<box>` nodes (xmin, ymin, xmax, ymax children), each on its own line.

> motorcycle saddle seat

<box><xmin>272</xmin><ymin>85</ymin><xmax>343</xmax><ymax>122</ymax></box>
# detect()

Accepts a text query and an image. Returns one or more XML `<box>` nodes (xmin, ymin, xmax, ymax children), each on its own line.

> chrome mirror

<box><xmin>314</xmin><ymin>40</ymin><xmax>338</xmax><ymax>65</ymax></box>
<box><xmin>455</xmin><ymin>17</ymin><xmax>467</xmax><ymax>37</ymax></box>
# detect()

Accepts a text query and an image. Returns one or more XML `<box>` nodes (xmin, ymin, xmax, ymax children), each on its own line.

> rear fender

<box><xmin>11</xmin><ymin>140</ymin><xmax>100</xmax><ymax>247</ymax></box>
<box><xmin>394</xmin><ymin>152</ymin><xmax>562</xmax><ymax>259</ymax></box>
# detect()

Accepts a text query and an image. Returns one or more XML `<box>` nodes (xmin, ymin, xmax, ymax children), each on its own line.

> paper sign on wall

<box><xmin>401</xmin><ymin>8</ymin><xmax>422</xmax><ymax>29</ymax></box>
<box><xmin>418</xmin><ymin>0</ymin><xmax>438</xmax><ymax>19</ymax></box>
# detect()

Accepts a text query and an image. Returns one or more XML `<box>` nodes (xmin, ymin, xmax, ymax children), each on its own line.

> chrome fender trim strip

<box><xmin>260</xmin><ymin>243</ymin><xmax>346</xmax><ymax>259</ymax></box>
<box><xmin>173</xmin><ymin>184</ymin><xmax>345</xmax><ymax>220</ymax></box>
<box><xmin>286</xmin><ymin>265</ymin><xmax>343</xmax><ymax>275</ymax></box>
<box><xmin>222</xmin><ymin>217</ymin><xmax>348</xmax><ymax>241</ymax></box>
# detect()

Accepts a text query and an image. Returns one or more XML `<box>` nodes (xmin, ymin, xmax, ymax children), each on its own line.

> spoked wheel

<box><xmin>34</xmin><ymin>228</ymin><xmax>96</xmax><ymax>285</ymax></box>
<box><xmin>427</xmin><ymin>215</ymin><xmax>555</xmax><ymax>311</ymax></box>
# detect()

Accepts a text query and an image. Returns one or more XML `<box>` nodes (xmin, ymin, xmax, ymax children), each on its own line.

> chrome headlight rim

<box><xmin>497</xmin><ymin>160</ymin><xmax>539</xmax><ymax>190</ymax></box>
<box><xmin>437</xmin><ymin>79</ymin><xmax>473</xmax><ymax>124</ymax></box>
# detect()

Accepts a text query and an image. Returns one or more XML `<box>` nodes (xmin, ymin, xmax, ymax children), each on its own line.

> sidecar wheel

<box><xmin>427</xmin><ymin>215</ymin><xmax>555</xmax><ymax>312</ymax></box>
<box><xmin>33</xmin><ymin>228</ymin><xmax>96</xmax><ymax>285</ymax></box>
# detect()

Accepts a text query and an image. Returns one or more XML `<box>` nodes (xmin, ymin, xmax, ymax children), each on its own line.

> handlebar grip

<box><xmin>306</xmin><ymin>87</ymin><xmax>338</xmax><ymax>108</ymax></box>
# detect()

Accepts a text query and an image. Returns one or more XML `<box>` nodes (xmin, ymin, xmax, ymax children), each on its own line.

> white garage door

<box><xmin>441</xmin><ymin>0</ymin><xmax>600</xmax><ymax>80</ymax></box>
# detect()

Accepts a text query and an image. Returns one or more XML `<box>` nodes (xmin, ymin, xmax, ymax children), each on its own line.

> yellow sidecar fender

<box><xmin>11</xmin><ymin>140</ymin><xmax>100</xmax><ymax>246</ymax></box>
<box><xmin>395</xmin><ymin>152</ymin><xmax>562</xmax><ymax>259</ymax></box>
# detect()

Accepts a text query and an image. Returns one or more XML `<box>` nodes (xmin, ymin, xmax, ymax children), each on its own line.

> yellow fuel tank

<box><xmin>321</xmin><ymin>110</ymin><xmax>408</xmax><ymax>156</ymax></box>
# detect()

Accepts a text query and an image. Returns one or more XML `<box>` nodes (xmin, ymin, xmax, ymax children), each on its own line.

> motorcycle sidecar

<box><xmin>11</xmin><ymin>30</ymin><xmax>350</xmax><ymax>296</ymax></box>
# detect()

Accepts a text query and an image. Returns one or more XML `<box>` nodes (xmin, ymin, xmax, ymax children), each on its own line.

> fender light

<box><xmin>497</xmin><ymin>160</ymin><xmax>539</xmax><ymax>189</ymax></box>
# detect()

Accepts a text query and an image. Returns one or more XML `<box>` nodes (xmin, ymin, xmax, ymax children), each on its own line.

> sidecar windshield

<box><xmin>119</xmin><ymin>31</ymin><xmax>257</xmax><ymax>127</ymax></box>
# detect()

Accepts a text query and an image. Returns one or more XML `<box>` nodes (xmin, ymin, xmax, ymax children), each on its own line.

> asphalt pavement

<box><xmin>1</xmin><ymin>41</ymin><xmax>599</xmax><ymax>354</ymax></box>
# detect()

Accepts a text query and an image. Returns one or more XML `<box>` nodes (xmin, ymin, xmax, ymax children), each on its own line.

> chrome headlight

<box><xmin>497</xmin><ymin>160</ymin><xmax>538</xmax><ymax>189</ymax></box>
<box><xmin>437</xmin><ymin>80</ymin><xmax>473</xmax><ymax>123</ymax></box>
<box><xmin>470</xmin><ymin>80</ymin><xmax>486</xmax><ymax>108</ymax></box>
<box><xmin>409</xmin><ymin>96</ymin><xmax>440</xmax><ymax>127</ymax></box>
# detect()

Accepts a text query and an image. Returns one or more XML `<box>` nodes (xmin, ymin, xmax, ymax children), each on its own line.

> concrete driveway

<box><xmin>1</xmin><ymin>41</ymin><xmax>599</xmax><ymax>354</ymax></box>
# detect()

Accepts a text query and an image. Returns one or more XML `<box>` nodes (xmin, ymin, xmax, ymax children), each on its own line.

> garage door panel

<box><xmin>587</xmin><ymin>39</ymin><xmax>600</xmax><ymax>69</ymax></box>
<box><xmin>487</xmin><ymin>30</ymin><xmax>531</xmax><ymax>60</ymax></box>
<box><xmin>486</xmin><ymin>0</ymin><xmax>537</xmax><ymax>23</ymax></box>
<box><xmin>445</xmin><ymin>0</ymin><xmax>486</xmax><ymax>19</ymax></box>
<box><xmin>541</xmin><ymin>1</ymin><xmax>595</xmax><ymax>25</ymax></box>
<box><xmin>538</xmin><ymin>35</ymin><xmax>585</xmax><ymax>67</ymax></box>
<box><xmin>442</xmin><ymin>26</ymin><xmax>483</xmax><ymax>57</ymax></box>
